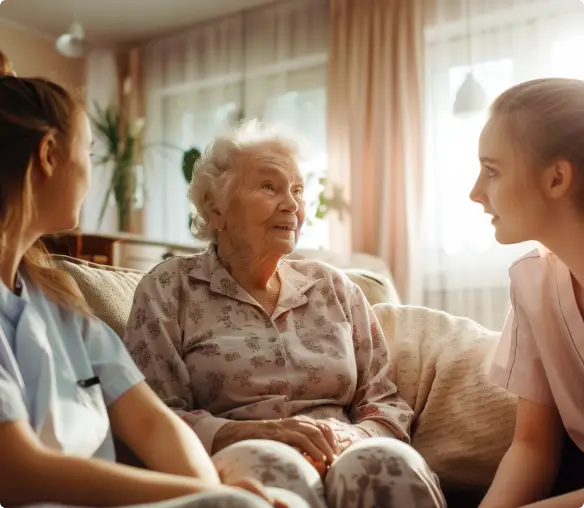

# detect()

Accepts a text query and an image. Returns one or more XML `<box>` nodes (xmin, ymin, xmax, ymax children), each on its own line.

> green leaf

<box><xmin>182</xmin><ymin>147</ymin><xmax>201</xmax><ymax>183</ymax></box>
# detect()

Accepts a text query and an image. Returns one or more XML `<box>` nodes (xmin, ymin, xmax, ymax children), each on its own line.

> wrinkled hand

<box><xmin>319</xmin><ymin>419</ymin><xmax>369</xmax><ymax>452</ymax></box>
<box><xmin>293</xmin><ymin>420</ymin><xmax>369</xmax><ymax>478</ymax></box>
<box><xmin>216</xmin><ymin>416</ymin><xmax>340</xmax><ymax>464</ymax></box>
<box><xmin>218</xmin><ymin>468</ymin><xmax>289</xmax><ymax>508</ymax></box>
<box><xmin>263</xmin><ymin>416</ymin><xmax>340</xmax><ymax>463</ymax></box>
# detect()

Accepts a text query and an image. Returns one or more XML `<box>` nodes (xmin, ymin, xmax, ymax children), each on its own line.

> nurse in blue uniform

<box><xmin>0</xmin><ymin>55</ymin><xmax>290</xmax><ymax>508</ymax></box>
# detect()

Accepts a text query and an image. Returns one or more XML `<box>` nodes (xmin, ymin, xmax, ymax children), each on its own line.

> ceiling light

<box><xmin>56</xmin><ymin>22</ymin><xmax>86</xmax><ymax>58</ymax></box>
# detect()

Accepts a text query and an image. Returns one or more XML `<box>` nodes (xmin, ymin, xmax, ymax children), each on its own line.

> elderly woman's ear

<box><xmin>204</xmin><ymin>194</ymin><xmax>225</xmax><ymax>233</ymax></box>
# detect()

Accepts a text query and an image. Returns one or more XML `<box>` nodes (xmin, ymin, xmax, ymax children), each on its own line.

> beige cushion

<box><xmin>345</xmin><ymin>269</ymin><xmax>400</xmax><ymax>306</ymax></box>
<box><xmin>52</xmin><ymin>255</ymin><xmax>144</xmax><ymax>337</ymax></box>
<box><xmin>374</xmin><ymin>303</ymin><xmax>517</xmax><ymax>491</ymax></box>
<box><xmin>287</xmin><ymin>249</ymin><xmax>400</xmax><ymax>305</ymax></box>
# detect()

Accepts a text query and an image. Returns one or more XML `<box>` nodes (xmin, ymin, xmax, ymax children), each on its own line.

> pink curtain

<box><xmin>327</xmin><ymin>0</ymin><xmax>424</xmax><ymax>301</ymax></box>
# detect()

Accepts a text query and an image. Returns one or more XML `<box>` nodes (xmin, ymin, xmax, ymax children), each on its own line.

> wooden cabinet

<box><xmin>43</xmin><ymin>231</ymin><xmax>206</xmax><ymax>271</ymax></box>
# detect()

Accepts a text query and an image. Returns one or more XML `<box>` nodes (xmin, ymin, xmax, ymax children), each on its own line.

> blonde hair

<box><xmin>490</xmin><ymin>78</ymin><xmax>584</xmax><ymax>205</ymax></box>
<box><xmin>188</xmin><ymin>119</ymin><xmax>304</xmax><ymax>242</ymax></box>
<box><xmin>0</xmin><ymin>69</ymin><xmax>91</xmax><ymax>315</ymax></box>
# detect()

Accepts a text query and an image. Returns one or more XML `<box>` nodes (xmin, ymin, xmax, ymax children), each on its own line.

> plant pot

<box><xmin>114</xmin><ymin>163</ymin><xmax>136</xmax><ymax>233</ymax></box>
<box><xmin>117</xmin><ymin>203</ymin><xmax>132</xmax><ymax>232</ymax></box>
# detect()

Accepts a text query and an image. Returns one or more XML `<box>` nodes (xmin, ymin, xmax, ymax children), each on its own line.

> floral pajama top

<box><xmin>123</xmin><ymin>245</ymin><xmax>413</xmax><ymax>453</ymax></box>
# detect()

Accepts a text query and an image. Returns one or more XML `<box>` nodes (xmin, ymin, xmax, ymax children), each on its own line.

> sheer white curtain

<box><xmin>142</xmin><ymin>0</ymin><xmax>329</xmax><ymax>248</ymax></box>
<box><xmin>422</xmin><ymin>0</ymin><xmax>584</xmax><ymax>330</ymax></box>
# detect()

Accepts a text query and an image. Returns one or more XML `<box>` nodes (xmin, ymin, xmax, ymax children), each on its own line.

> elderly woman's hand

<box><xmin>319</xmin><ymin>418</ymin><xmax>370</xmax><ymax>452</ymax></box>
<box><xmin>214</xmin><ymin>416</ymin><xmax>340</xmax><ymax>464</ymax></box>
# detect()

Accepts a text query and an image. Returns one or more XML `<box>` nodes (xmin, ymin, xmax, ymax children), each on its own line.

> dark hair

<box><xmin>0</xmin><ymin>62</ymin><xmax>90</xmax><ymax>314</ymax></box>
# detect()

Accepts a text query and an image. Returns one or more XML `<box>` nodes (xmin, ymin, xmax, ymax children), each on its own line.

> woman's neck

<box><xmin>0</xmin><ymin>246</ymin><xmax>27</xmax><ymax>291</ymax></box>
<box><xmin>0</xmin><ymin>230</ymin><xmax>36</xmax><ymax>291</ymax></box>
<box><xmin>216</xmin><ymin>241</ymin><xmax>281</xmax><ymax>292</ymax></box>
<box><xmin>540</xmin><ymin>216</ymin><xmax>584</xmax><ymax>287</ymax></box>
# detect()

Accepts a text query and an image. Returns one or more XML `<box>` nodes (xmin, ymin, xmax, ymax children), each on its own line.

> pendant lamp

<box><xmin>453</xmin><ymin>0</ymin><xmax>487</xmax><ymax>117</ymax></box>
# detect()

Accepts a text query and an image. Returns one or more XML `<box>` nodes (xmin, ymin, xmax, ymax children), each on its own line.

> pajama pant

<box><xmin>43</xmin><ymin>437</ymin><xmax>444</xmax><ymax>508</ymax></box>
<box><xmin>213</xmin><ymin>438</ymin><xmax>446</xmax><ymax>508</ymax></box>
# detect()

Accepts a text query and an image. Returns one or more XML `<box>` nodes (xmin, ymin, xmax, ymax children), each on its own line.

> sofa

<box><xmin>53</xmin><ymin>254</ymin><xmax>517</xmax><ymax>508</ymax></box>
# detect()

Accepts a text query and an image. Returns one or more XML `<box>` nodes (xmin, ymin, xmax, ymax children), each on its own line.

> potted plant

<box><xmin>91</xmin><ymin>102</ymin><xmax>144</xmax><ymax>232</ymax></box>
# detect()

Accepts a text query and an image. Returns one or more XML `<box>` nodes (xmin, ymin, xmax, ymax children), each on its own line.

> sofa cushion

<box><xmin>344</xmin><ymin>268</ymin><xmax>400</xmax><ymax>306</ymax></box>
<box><xmin>52</xmin><ymin>255</ymin><xmax>144</xmax><ymax>337</ymax></box>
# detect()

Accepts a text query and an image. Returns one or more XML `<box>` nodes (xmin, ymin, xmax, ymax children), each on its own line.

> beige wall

<box><xmin>0</xmin><ymin>21</ymin><xmax>85</xmax><ymax>90</ymax></box>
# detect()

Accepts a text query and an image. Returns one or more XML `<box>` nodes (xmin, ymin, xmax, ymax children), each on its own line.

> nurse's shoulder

<box><xmin>507</xmin><ymin>247</ymin><xmax>555</xmax><ymax>314</ymax></box>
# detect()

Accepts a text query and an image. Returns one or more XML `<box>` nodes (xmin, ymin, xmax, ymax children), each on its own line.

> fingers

<box><xmin>300</xmin><ymin>422</ymin><xmax>336</xmax><ymax>463</ymax></box>
<box><xmin>315</xmin><ymin>421</ymin><xmax>340</xmax><ymax>455</ymax></box>
<box><xmin>263</xmin><ymin>417</ymin><xmax>338</xmax><ymax>463</ymax></box>
<box><xmin>288</xmin><ymin>431</ymin><xmax>330</xmax><ymax>462</ymax></box>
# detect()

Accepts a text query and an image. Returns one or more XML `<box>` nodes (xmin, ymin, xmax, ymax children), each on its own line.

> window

<box><xmin>423</xmin><ymin>57</ymin><xmax>528</xmax><ymax>288</ymax></box>
<box><xmin>440</xmin><ymin>59</ymin><xmax>514</xmax><ymax>257</ymax></box>
<box><xmin>143</xmin><ymin>0</ymin><xmax>329</xmax><ymax>247</ymax></box>
<box><xmin>550</xmin><ymin>36</ymin><xmax>584</xmax><ymax>79</ymax></box>
<box><xmin>263</xmin><ymin>88</ymin><xmax>329</xmax><ymax>249</ymax></box>
<box><xmin>182</xmin><ymin>103</ymin><xmax>240</xmax><ymax>150</ymax></box>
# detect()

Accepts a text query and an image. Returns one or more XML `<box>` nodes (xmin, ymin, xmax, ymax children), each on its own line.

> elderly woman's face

<box><xmin>222</xmin><ymin>150</ymin><xmax>306</xmax><ymax>256</ymax></box>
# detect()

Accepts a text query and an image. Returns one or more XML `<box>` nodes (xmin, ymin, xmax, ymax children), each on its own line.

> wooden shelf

<box><xmin>43</xmin><ymin>231</ymin><xmax>206</xmax><ymax>271</ymax></box>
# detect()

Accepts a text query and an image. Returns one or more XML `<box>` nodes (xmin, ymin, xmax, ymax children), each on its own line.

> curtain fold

<box><xmin>327</xmin><ymin>0</ymin><xmax>425</xmax><ymax>301</ymax></box>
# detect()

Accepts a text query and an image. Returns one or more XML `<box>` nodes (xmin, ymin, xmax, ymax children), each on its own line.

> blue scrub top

<box><xmin>0</xmin><ymin>270</ymin><xmax>144</xmax><ymax>460</ymax></box>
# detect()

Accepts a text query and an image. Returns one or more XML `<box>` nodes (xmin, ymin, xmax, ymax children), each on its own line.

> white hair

<box><xmin>188</xmin><ymin>119</ymin><xmax>307</xmax><ymax>242</ymax></box>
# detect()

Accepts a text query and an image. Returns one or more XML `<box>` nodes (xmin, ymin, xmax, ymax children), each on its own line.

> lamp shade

<box><xmin>453</xmin><ymin>71</ymin><xmax>488</xmax><ymax>117</ymax></box>
<box><xmin>55</xmin><ymin>22</ymin><xmax>86</xmax><ymax>58</ymax></box>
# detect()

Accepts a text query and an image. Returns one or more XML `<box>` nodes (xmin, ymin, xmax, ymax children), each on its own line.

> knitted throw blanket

<box><xmin>374</xmin><ymin>304</ymin><xmax>517</xmax><ymax>490</ymax></box>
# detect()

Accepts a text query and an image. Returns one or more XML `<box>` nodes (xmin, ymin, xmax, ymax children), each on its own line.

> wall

<box><xmin>0</xmin><ymin>20</ymin><xmax>85</xmax><ymax>89</ymax></box>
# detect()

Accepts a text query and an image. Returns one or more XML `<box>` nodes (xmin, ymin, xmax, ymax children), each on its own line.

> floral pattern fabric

<box><xmin>212</xmin><ymin>438</ymin><xmax>445</xmax><ymax>508</ymax></box>
<box><xmin>123</xmin><ymin>245</ymin><xmax>413</xmax><ymax>454</ymax></box>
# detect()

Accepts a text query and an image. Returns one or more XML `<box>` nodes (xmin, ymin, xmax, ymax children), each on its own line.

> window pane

<box><xmin>426</xmin><ymin>59</ymin><xmax>514</xmax><ymax>257</ymax></box>
<box><xmin>263</xmin><ymin>87</ymin><xmax>329</xmax><ymax>249</ymax></box>
<box><xmin>550</xmin><ymin>36</ymin><xmax>584</xmax><ymax>79</ymax></box>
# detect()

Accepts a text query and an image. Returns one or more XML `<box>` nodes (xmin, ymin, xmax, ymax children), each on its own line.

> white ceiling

<box><xmin>0</xmin><ymin>0</ymin><xmax>277</xmax><ymax>45</ymax></box>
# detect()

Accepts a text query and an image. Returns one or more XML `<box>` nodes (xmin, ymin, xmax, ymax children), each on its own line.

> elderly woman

<box><xmin>124</xmin><ymin>122</ymin><xmax>445</xmax><ymax>508</ymax></box>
